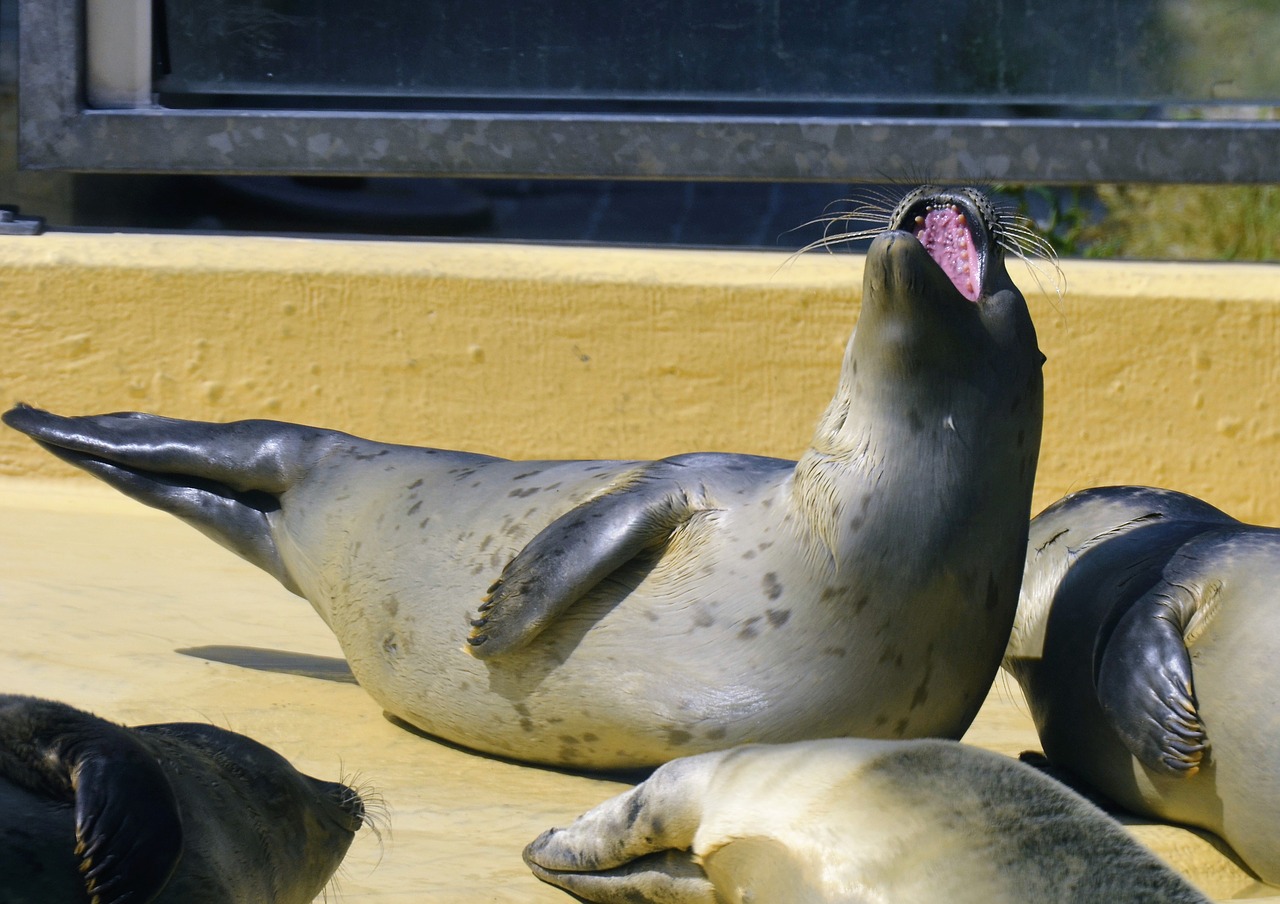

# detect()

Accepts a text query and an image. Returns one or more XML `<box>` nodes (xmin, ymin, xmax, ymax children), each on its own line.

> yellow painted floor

<box><xmin>1</xmin><ymin>476</ymin><xmax>1276</xmax><ymax>902</ymax></box>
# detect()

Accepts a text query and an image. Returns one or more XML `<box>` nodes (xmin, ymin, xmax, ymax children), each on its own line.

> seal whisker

<box><xmin>801</xmin><ymin>228</ymin><xmax>887</xmax><ymax>254</ymax></box>
<box><xmin>780</xmin><ymin>184</ymin><xmax>962</xmax><ymax>274</ymax></box>
<box><xmin>992</xmin><ymin>214</ymin><xmax>1065</xmax><ymax>302</ymax></box>
<box><xmin>778</xmin><ymin>227</ymin><xmax>889</xmax><ymax>272</ymax></box>
<box><xmin>340</xmin><ymin>769</ymin><xmax>391</xmax><ymax>849</ymax></box>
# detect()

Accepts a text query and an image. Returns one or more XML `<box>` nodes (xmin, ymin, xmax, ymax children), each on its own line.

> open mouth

<box><xmin>890</xmin><ymin>188</ymin><xmax>996</xmax><ymax>303</ymax></box>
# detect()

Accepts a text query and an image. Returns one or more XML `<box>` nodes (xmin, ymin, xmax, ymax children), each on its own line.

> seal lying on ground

<box><xmin>0</xmin><ymin>695</ymin><xmax>365</xmax><ymax>904</ymax></box>
<box><xmin>525</xmin><ymin>738</ymin><xmax>1210</xmax><ymax>904</ymax></box>
<box><xmin>1006</xmin><ymin>485</ymin><xmax>1280</xmax><ymax>886</ymax></box>
<box><xmin>4</xmin><ymin>185</ymin><xmax>1043</xmax><ymax>769</ymax></box>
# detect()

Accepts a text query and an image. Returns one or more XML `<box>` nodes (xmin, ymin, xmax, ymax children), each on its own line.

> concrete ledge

<box><xmin>2</xmin><ymin>229</ymin><xmax>1280</xmax><ymax>517</ymax></box>
<box><xmin>1</xmin><ymin>232</ymin><xmax>1278</xmax><ymax>524</ymax></box>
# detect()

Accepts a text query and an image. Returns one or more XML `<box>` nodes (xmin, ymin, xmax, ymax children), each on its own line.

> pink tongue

<box><xmin>912</xmin><ymin>206</ymin><xmax>982</xmax><ymax>301</ymax></box>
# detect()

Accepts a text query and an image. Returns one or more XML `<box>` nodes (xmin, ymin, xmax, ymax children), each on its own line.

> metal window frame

<box><xmin>20</xmin><ymin>0</ymin><xmax>1280</xmax><ymax>183</ymax></box>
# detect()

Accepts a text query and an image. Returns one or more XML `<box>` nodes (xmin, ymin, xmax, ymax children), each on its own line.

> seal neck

<box><xmin>787</xmin><ymin>332</ymin><xmax>929</xmax><ymax>566</ymax></box>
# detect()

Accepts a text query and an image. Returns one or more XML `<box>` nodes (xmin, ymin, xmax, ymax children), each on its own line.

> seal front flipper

<box><xmin>0</xmin><ymin>696</ymin><xmax>183</xmax><ymax>904</ymax></box>
<box><xmin>2</xmin><ymin>404</ymin><xmax>336</xmax><ymax>593</ymax></box>
<box><xmin>469</xmin><ymin>468</ymin><xmax>708</xmax><ymax>658</ymax></box>
<box><xmin>524</xmin><ymin>752</ymin><xmax>718</xmax><ymax>904</ymax></box>
<box><xmin>1095</xmin><ymin>580</ymin><xmax>1212</xmax><ymax>776</ymax></box>
<box><xmin>525</xmin><ymin>849</ymin><xmax>715</xmax><ymax>904</ymax></box>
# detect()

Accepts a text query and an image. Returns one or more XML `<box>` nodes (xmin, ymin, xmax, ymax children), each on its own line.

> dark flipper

<box><xmin>468</xmin><ymin>468</ymin><xmax>708</xmax><ymax>658</ymax></box>
<box><xmin>0</xmin><ymin>696</ymin><xmax>182</xmax><ymax>904</ymax></box>
<box><xmin>3</xmin><ymin>404</ymin><xmax>337</xmax><ymax>592</ymax></box>
<box><xmin>1095</xmin><ymin>581</ymin><xmax>1211</xmax><ymax>776</ymax></box>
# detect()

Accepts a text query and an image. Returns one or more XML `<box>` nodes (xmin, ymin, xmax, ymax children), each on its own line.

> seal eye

<box><xmin>911</xmin><ymin>205</ymin><xmax>982</xmax><ymax>302</ymax></box>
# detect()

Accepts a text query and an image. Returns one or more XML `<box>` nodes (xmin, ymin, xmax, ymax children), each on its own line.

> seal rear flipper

<box><xmin>1095</xmin><ymin>583</ymin><xmax>1209</xmax><ymax>776</ymax></box>
<box><xmin>2</xmin><ymin>405</ymin><xmax>328</xmax><ymax>493</ymax></box>
<box><xmin>2</xmin><ymin>404</ymin><xmax>337</xmax><ymax>591</ymax></box>
<box><xmin>468</xmin><ymin>472</ymin><xmax>707</xmax><ymax>658</ymax></box>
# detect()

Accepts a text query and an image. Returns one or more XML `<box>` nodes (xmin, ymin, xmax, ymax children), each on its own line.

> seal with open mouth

<box><xmin>525</xmin><ymin>738</ymin><xmax>1210</xmax><ymax>904</ymax></box>
<box><xmin>1006</xmin><ymin>485</ymin><xmax>1280</xmax><ymax>886</ymax></box>
<box><xmin>4</xmin><ymin>186</ymin><xmax>1043</xmax><ymax>769</ymax></box>
<box><xmin>0</xmin><ymin>695</ymin><xmax>365</xmax><ymax>904</ymax></box>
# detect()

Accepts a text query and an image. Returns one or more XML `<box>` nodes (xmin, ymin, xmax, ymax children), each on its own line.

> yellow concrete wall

<box><xmin>1</xmin><ymin>232</ymin><xmax>1278</xmax><ymax>522</ymax></box>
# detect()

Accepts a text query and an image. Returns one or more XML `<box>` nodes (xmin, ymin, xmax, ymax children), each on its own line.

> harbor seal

<box><xmin>4</xmin><ymin>185</ymin><xmax>1044</xmax><ymax>769</ymax></box>
<box><xmin>525</xmin><ymin>738</ymin><xmax>1210</xmax><ymax>903</ymax></box>
<box><xmin>0</xmin><ymin>694</ymin><xmax>365</xmax><ymax>904</ymax></box>
<box><xmin>1005</xmin><ymin>485</ymin><xmax>1280</xmax><ymax>885</ymax></box>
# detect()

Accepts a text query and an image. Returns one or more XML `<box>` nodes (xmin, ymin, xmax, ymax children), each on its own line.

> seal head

<box><xmin>0</xmin><ymin>695</ymin><xmax>364</xmax><ymax>904</ymax></box>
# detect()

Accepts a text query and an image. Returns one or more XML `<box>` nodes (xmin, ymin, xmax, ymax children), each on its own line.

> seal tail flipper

<box><xmin>1095</xmin><ymin>581</ymin><xmax>1209</xmax><ymax>776</ymax></box>
<box><xmin>2</xmin><ymin>403</ymin><xmax>329</xmax><ymax>493</ymax></box>
<box><xmin>0</xmin><ymin>696</ymin><xmax>183</xmax><ymax>904</ymax></box>
<box><xmin>468</xmin><ymin>466</ymin><xmax>707</xmax><ymax>658</ymax></box>
<box><xmin>2</xmin><ymin>404</ymin><xmax>334</xmax><ymax>590</ymax></box>
<box><xmin>524</xmin><ymin>752</ymin><xmax>719</xmax><ymax>904</ymax></box>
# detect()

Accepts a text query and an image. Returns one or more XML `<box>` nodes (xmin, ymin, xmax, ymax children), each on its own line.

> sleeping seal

<box><xmin>4</xmin><ymin>185</ymin><xmax>1043</xmax><ymax>769</ymax></box>
<box><xmin>1006</xmin><ymin>485</ymin><xmax>1280</xmax><ymax>885</ymax></box>
<box><xmin>0</xmin><ymin>694</ymin><xmax>365</xmax><ymax>904</ymax></box>
<box><xmin>524</xmin><ymin>738</ymin><xmax>1210</xmax><ymax>903</ymax></box>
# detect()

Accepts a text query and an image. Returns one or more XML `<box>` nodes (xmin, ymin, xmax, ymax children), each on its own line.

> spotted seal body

<box><xmin>525</xmin><ymin>738</ymin><xmax>1210</xmax><ymax>904</ymax></box>
<box><xmin>1006</xmin><ymin>485</ymin><xmax>1280</xmax><ymax>885</ymax></box>
<box><xmin>4</xmin><ymin>186</ymin><xmax>1043</xmax><ymax>769</ymax></box>
<box><xmin>0</xmin><ymin>695</ymin><xmax>364</xmax><ymax>904</ymax></box>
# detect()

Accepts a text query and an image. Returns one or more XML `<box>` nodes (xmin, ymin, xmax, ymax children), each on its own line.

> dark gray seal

<box><xmin>4</xmin><ymin>185</ymin><xmax>1044</xmax><ymax>769</ymax></box>
<box><xmin>525</xmin><ymin>738</ymin><xmax>1210</xmax><ymax>903</ymax></box>
<box><xmin>0</xmin><ymin>695</ymin><xmax>365</xmax><ymax>904</ymax></box>
<box><xmin>1006</xmin><ymin>485</ymin><xmax>1280</xmax><ymax>885</ymax></box>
